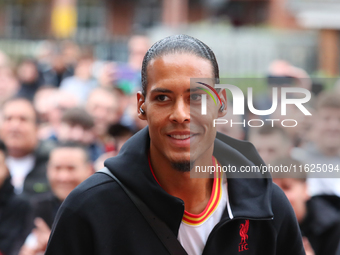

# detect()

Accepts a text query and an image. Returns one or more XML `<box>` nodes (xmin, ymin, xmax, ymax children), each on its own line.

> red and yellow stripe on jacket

<box><xmin>182</xmin><ymin>157</ymin><xmax>223</xmax><ymax>226</ymax></box>
<box><xmin>148</xmin><ymin>155</ymin><xmax>223</xmax><ymax>226</ymax></box>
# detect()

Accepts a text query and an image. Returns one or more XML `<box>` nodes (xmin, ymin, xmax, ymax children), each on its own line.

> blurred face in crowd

<box><xmin>98</xmin><ymin>62</ymin><xmax>117</xmax><ymax>88</ymax></box>
<box><xmin>48</xmin><ymin>91</ymin><xmax>79</xmax><ymax>127</ymax></box>
<box><xmin>47</xmin><ymin>147</ymin><xmax>92</xmax><ymax>201</ymax></box>
<box><xmin>128</xmin><ymin>36</ymin><xmax>150</xmax><ymax>70</ymax></box>
<box><xmin>62</xmin><ymin>41</ymin><xmax>80</xmax><ymax>66</ymax></box>
<box><xmin>58</xmin><ymin>122</ymin><xmax>95</xmax><ymax>145</ymax></box>
<box><xmin>34</xmin><ymin>87</ymin><xmax>59</xmax><ymax>123</ymax></box>
<box><xmin>273</xmin><ymin>178</ymin><xmax>309</xmax><ymax>223</ymax></box>
<box><xmin>51</xmin><ymin>54</ymin><xmax>67</xmax><ymax>73</ymax></box>
<box><xmin>0</xmin><ymin>99</ymin><xmax>38</xmax><ymax>158</ymax></box>
<box><xmin>75</xmin><ymin>58</ymin><xmax>92</xmax><ymax>80</ymax></box>
<box><xmin>86</xmin><ymin>89</ymin><xmax>120</xmax><ymax>138</ymax></box>
<box><xmin>312</xmin><ymin>107</ymin><xmax>340</xmax><ymax>156</ymax></box>
<box><xmin>17</xmin><ymin>60</ymin><xmax>39</xmax><ymax>84</ymax></box>
<box><xmin>0</xmin><ymin>67</ymin><xmax>19</xmax><ymax>104</ymax></box>
<box><xmin>250</xmin><ymin>132</ymin><xmax>291</xmax><ymax>164</ymax></box>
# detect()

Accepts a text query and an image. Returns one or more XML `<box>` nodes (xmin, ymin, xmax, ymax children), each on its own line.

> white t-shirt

<box><xmin>6</xmin><ymin>154</ymin><xmax>35</xmax><ymax>194</ymax></box>
<box><xmin>178</xmin><ymin>158</ymin><xmax>233</xmax><ymax>255</ymax></box>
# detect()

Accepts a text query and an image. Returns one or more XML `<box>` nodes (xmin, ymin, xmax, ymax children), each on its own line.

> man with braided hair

<box><xmin>46</xmin><ymin>35</ymin><xmax>304</xmax><ymax>255</ymax></box>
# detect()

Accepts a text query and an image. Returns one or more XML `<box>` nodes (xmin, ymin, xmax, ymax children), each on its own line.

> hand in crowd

<box><xmin>19</xmin><ymin>218</ymin><xmax>51</xmax><ymax>255</ymax></box>
<box><xmin>302</xmin><ymin>237</ymin><xmax>315</xmax><ymax>255</ymax></box>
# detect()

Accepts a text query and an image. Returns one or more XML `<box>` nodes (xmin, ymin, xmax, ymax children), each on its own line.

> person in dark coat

<box><xmin>0</xmin><ymin>97</ymin><xmax>54</xmax><ymax>200</ymax></box>
<box><xmin>45</xmin><ymin>34</ymin><xmax>305</xmax><ymax>255</ymax></box>
<box><xmin>19</xmin><ymin>143</ymin><xmax>93</xmax><ymax>255</ymax></box>
<box><xmin>273</xmin><ymin>157</ymin><xmax>340</xmax><ymax>255</ymax></box>
<box><xmin>0</xmin><ymin>140</ymin><xmax>31</xmax><ymax>255</ymax></box>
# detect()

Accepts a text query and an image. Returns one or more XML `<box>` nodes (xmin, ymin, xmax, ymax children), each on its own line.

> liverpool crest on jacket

<box><xmin>239</xmin><ymin>220</ymin><xmax>249</xmax><ymax>252</ymax></box>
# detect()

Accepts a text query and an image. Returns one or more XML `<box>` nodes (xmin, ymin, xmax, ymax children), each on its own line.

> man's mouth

<box><xmin>168</xmin><ymin>134</ymin><xmax>194</xmax><ymax>140</ymax></box>
<box><xmin>166</xmin><ymin>131</ymin><xmax>199</xmax><ymax>147</ymax></box>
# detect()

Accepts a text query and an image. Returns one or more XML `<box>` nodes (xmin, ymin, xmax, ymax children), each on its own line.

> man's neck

<box><xmin>8</xmin><ymin>150</ymin><xmax>34</xmax><ymax>159</ymax></box>
<box><xmin>149</xmin><ymin>144</ymin><xmax>214</xmax><ymax>214</ymax></box>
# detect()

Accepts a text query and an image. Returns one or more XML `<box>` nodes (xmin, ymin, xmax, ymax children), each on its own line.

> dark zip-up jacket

<box><xmin>46</xmin><ymin>127</ymin><xmax>305</xmax><ymax>255</ymax></box>
<box><xmin>0</xmin><ymin>177</ymin><xmax>31</xmax><ymax>255</ymax></box>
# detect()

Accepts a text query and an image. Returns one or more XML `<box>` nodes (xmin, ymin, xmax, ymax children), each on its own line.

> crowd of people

<box><xmin>0</xmin><ymin>35</ymin><xmax>149</xmax><ymax>255</ymax></box>
<box><xmin>0</xmin><ymin>35</ymin><xmax>339</xmax><ymax>255</ymax></box>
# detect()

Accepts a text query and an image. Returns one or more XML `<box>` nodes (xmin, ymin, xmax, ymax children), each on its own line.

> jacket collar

<box><xmin>104</xmin><ymin>127</ymin><xmax>273</xmax><ymax>235</ymax></box>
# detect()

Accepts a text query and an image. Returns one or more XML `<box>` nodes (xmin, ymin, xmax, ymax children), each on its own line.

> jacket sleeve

<box><xmin>45</xmin><ymin>204</ymin><xmax>94</xmax><ymax>255</ymax></box>
<box><xmin>271</xmin><ymin>184</ymin><xmax>306</xmax><ymax>255</ymax></box>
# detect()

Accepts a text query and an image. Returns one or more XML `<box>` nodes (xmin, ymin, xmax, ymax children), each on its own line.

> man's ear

<box><xmin>137</xmin><ymin>91</ymin><xmax>147</xmax><ymax>120</ymax></box>
<box><xmin>217</xmin><ymin>88</ymin><xmax>227</xmax><ymax>118</ymax></box>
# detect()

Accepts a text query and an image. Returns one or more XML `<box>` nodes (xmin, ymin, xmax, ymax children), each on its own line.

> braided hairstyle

<box><xmin>141</xmin><ymin>34</ymin><xmax>219</xmax><ymax>97</ymax></box>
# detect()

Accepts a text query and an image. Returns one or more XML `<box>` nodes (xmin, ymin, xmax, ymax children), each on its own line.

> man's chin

<box><xmin>170</xmin><ymin>160</ymin><xmax>195</xmax><ymax>172</ymax></box>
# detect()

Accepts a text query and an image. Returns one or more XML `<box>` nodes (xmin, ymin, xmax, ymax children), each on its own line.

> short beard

<box><xmin>171</xmin><ymin>160</ymin><xmax>194</xmax><ymax>172</ymax></box>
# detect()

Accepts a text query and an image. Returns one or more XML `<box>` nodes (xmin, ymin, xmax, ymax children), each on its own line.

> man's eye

<box><xmin>156</xmin><ymin>95</ymin><xmax>170</xmax><ymax>102</ymax></box>
<box><xmin>190</xmin><ymin>94</ymin><xmax>202</xmax><ymax>101</ymax></box>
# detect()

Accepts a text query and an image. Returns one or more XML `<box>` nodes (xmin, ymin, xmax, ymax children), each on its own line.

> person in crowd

<box><xmin>0</xmin><ymin>64</ymin><xmax>19</xmax><ymax>107</ymax></box>
<box><xmin>59</xmin><ymin>54</ymin><xmax>97</xmax><ymax>104</ymax></box>
<box><xmin>107</xmin><ymin>123</ymin><xmax>134</xmax><ymax>154</ymax></box>
<box><xmin>45</xmin><ymin>34</ymin><xmax>304</xmax><ymax>255</ymax></box>
<box><xmin>95</xmin><ymin>61</ymin><xmax>117</xmax><ymax>89</ymax></box>
<box><xmin>292</xmin><ymin>91</ymin><xmax>340</xmax><ymax>211</ymax></box>
<box><xmin>0</xmin><ymin>140</ymin><xmax>32</xmax><ymax>255</ymax></box>
<box><xmin>60</xmin><ymin>40</ymin><xmax>80</xmax><ymax>73</ymax></box>
<box><xmin>248</xmin><ymin>124</ymin><xmax>292</xmax><ymax>164</ymax></box>
<box><xmin>33</xmin><ymin>86</ymin><xmax>59</xmax><ymax>124</ymax></box>
<box><xmin>114</xmin><ymin>35</ymin><xmax>150</xmax><ymax>94</ymax></box>
<box><xmin>56</xmin><ymin>107</ymin><xmax>104</xmax><ymax>162</ymax></box>
<box><xmin>37</xmin><ymin>89</ymin><xmax>79</xmax><ymax>140</ymax></box>
<box><xmin>37</xmin><ymin>40</ymin><xmax>79</xmax><ymax>88</ymax></box>
<box><xmin>19</xmin><ymin>143</ymin><xmax>93</xmax><ymax>255</ymax></box>
<box><xmin>16</xmin><ymin>59</ymin><xmax>44</xmax><ymax>101</ymax></box>
<box><xmin>40</xmin><ymin>51</ymin><xmax>74</xmax><ymax>88</ymax></box>
<box><xmin>128</xmin><ymin>35</ymin><xmax>150</xmax><ymax>72</ymax></box>
<box><xmin>272</xmin><ymin>157</ymin><xmax>340</xmax><ymax>255</ymax></box>
<box><xmin>94</xmin><ymin>123</ymin><xmax>134</xmax><ymax>171</ymax></box>
<box><xmin>86</xmin><ymin>88</ymin><xmax>121</xmax><ymax>151</ymax></box>
<box><xmin>35</xmin><ymin>40</ymin><xmax>55</xmax><ymax>68</ymax></box>
<box><xmin>0</xmin><ymin>97</ymin><xmax>54</xmax><ymax>198</ymax></box>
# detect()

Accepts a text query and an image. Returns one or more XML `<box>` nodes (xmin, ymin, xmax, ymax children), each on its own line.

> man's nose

<box><xmin>57</xmin><ymin>170</ymin><xmax>71</xmax><ymax>182</ymax></box>
<box><xmin>8</xmin><ymin>117</ymin><xmax>21</xmax><ymax>129</ymax></box>
<box><xmin>169</xmin><ymin>99</ymin><xmax>190</xmax><ymax>124</ymax></box>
